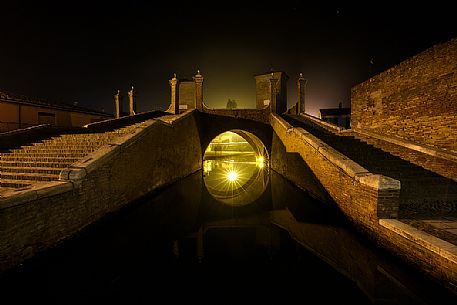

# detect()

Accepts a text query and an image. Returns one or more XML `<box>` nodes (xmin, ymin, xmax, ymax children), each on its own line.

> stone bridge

<box><xmin>1</xmin><ymin>38</ymin><xmax>457</xmax><ymax>292</ymax></box>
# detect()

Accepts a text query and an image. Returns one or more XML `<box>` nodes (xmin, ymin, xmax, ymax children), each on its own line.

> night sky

<box><xmin>1</xmin><ymin>1</ymin><xmax>456</xmax><ymax>117</ymax></box>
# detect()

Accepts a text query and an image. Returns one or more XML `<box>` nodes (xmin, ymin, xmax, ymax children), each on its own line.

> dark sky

<box><xmin>1</xmin><ymin>1</ymin><xmax>456</xmax><ymax>117</ymax></box>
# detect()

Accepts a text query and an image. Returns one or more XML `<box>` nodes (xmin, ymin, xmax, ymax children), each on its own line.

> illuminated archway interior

<box><xmin>203</xmin><ymin>130</ymin><xmax>269</xmax><ymax>206</ymax></box>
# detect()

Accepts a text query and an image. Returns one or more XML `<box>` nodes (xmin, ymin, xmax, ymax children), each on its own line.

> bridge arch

<box><xmin>202</xmin><ymin>128</ymin><xmax>270</xmax><ymax>206</ymax></box>
<box><xmin>197</xmin><ymin>112</ymin><xmax>272</xmax><ymax>159</ymax></box>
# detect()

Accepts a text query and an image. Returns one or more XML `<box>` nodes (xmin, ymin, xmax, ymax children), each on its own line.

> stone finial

<box><xmin>193</xmin><ymin>70</ymin><xmax>204</xmax><ymax>110</ymax></box>
<box><xmin>297</xmin><ymin>73</ymin><xmax>306</xmax><ymax>114</ymax></box>
<box><xmin>128</xmin><ymin>86</ymin><xmax>136</xmax><ymax>116</ymax></box>
<box><xmin>114</xmin><ymin>90</ymin><xmax>123</xmax><ymax>118</ymax></box>
<box><xmin>169</xmin><ymin>73</ymin><xmax>180</xmax><ymax>114</ymax></box>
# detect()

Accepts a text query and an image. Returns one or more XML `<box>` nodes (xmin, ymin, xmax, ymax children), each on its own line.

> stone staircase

<box><xmin>282</xmin><ymin>114</ymin><xmax>457</xmax><ymax>217</ymax></box>
<box><xmin>0</xmin><ymin>121</ymin><xmax>148</xmax><ymax>191</ymax></box>
<box><xmin>349</xmin><ymin>132</ymin><xmax>457</xmax><ymax>183</ymax></box>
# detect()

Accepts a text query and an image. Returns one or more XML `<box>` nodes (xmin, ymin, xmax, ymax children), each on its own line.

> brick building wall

<box><xmin>351</xmin><ymin>37</ymin><xmax>457</xmax><ymax>151</ymax></box>
<box><xmin>0</xmin><ymin>101</ymin><xmax>112</xmax><ymax>133</ymax></box>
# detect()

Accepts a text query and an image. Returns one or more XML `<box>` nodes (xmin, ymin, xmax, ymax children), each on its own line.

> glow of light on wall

<box><xmin>256</xmin><ymin>155</ymin><xmax>265</xmax><ymax>168</ymax></box>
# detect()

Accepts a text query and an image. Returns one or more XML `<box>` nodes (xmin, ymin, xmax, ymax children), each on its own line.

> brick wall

<box><xmin>270</xmin><ymin>113</ymin><xmax>457</xmax><ymax>291</ymax></box>
<box><xmin>255</xmin><ymin>71</ymin><xmax>288</xmax><ymax>114</ymax></box>
<box><xmin>179</xmin><ymin>81</ymin><xmax>196</xmax><ymax>111</ymax></box>
<box><xmin>202</xmin><ymin>107</ymin><xmax>271</xmax><ymax>124</ymax></box>
<box><xmin>351</xmin><ymin>37</ymin><xmax>457</xmax><ymax>151</ymax></box>
<box><xmin>0</xmin><ymin>110</ymin><xmax>202</xmax><ymax>271</ymax></box>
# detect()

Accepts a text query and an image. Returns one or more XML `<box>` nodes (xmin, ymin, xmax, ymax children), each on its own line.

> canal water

<box><xmin>2</xmin><ymin>150</ymin><xmax>457</xmax><ymax>304</ymax></box>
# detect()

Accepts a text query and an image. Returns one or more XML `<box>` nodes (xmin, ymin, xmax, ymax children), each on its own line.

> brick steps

<box><xmin>282</xmin><ymin>115</ymin><xmax>427</xmax><ymax>175</ymax></box>
<box><xmin>0</xmin><ymin>156</ymin><xmax>82</xmax><ymax>163</ymax></box>
<box><xmin>0</xmin><ymin>172</ymin><xmax>59</xmax><ymax>182</ymax></box>
<box><xmin>282</xmin><ymin>114</ymin><xmax>457</xmax><ymax>217</ymax></box>
<box><xmin>0</xmin><ymin>178</ymin><xmax>33</xmax><ymax>188</ymax></box>
<box><xmin>2</xmin><ymin>152</ymin><xmax>88</xmax><ymax>158</ymax></box>
<box><xmin>30</xmin><ymin>144</ymin><xmax>104</xmax><ymax>149</ymax></box>
<box><xmin>0</xmin><ymin>120</ymin><xmax>149</xmax><ymax>191</ymax></box>
<box><xmin>0</xmin><ymin>161</ymin><xmax>72</xmax><ymax>168</ymax></box>
<box><xmin>1</xmin><ymin>166</ymin><xmax>63</xmax><ymax>175</ymax></box>
<box><xmin>11</xmin><ymin>148</ymin><xmax>96</xmax><ymax>154</ymax></box>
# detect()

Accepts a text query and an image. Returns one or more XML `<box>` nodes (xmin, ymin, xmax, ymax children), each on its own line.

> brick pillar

<box><xmin>269</xmin><ymin>73</ymin><xmax>277</xmax><ymax>114</ymax></box>
<box><xmin>193</xmin><ymin>70</ymin><xmax>204</xmax><ymax>111</ymax></box>
<box><xmin>297</xmin><ymin>73</ymin><xmax>306</xmax><ymax>114</ymax></box>
<box><xmin>169</xmin><ymin>73</ymin><xmax>180</xmax><ymax>114</ymax></box>
<box><xmin>114</xmin><ymin>90</ymin><xmax>123</xmax><ymax>118</ymax></box>
<box><xmin>128</xmin><ymin>86</ymin><xmax>136</xmax><ymax>115</ymax></box>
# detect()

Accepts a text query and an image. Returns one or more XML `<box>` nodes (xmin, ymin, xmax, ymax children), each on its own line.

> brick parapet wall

<box><xmin>270</xmin><ymin>113</ymin><xmax>400</xmax><ymax>223</ymax></box>
<box><xmin>0</xmin><ymin>110</ymin><xmax>202</xmax><ymax>271</ymax></box>
<box><xmin>202</xmin><ymin>104</ymin><xmax>271</xmax><ymax>124</ymax></box>
<box><xmin>351</xmin><ymin>37</ymin><xmax>457</xmax><ymax>152</ymax></box>
<box><xmin>270</xmin><ymin>113</ymin><xmax>457</xmax><ymax>290</ymax></box>
<box><xmin>352</xmin><ymin>128</ymin><xmax>457</xmax><ymax>182</ymax></box>
<box><xmin>84</xmin><ymin>110</ymin><xmax>169</xmax><ymax>132</ymax></box>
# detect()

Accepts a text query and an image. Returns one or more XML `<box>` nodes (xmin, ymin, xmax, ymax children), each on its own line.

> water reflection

<box><xmin>203</xmin><ymin>131</ymin><xmax>269</xmax><ymax>206</ymax></box>
<box><xmin>1</xmin><ymin>171</ymin><xmax>457</xmax><ymax>304</ymax></box>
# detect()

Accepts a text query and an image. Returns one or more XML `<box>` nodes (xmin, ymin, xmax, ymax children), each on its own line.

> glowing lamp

<box><xmin>227</xmin><ymin>171</ymin><xmax>238</xmax><ymax>182</ymax></box>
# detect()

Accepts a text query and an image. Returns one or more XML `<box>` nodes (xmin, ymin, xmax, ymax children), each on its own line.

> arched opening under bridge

<box><xmin>203</xmin><ymin>130</ymin><xmax>269</xmax><ymax>206</ymax></box>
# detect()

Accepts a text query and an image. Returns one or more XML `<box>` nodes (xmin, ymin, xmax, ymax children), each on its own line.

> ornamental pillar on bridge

<box><xmin>269</xmin><ymin>73</ymin><xmax>278</xmax><ymax>114</ymax></box>
<box><xmin>114</xmin><ymin>90</ymin><xmax>123</xmax><ymax>118</ymax></box>
<box><xmin>297</xmin><ymin>73</ymin><xmax>307</xmax><ymax>114</ymax></box>
<box><xmin>193</xmin><ymin>70</ymin><xmax>204</xmax><ymax>111</ymax></box>
<box><xmin>128</xmin><ymin>86</ymin><xmax>136</xmax><ymax>115</ymax></box>
<box><xmin>169</xmin><ymin>73</ymin><xmax>180</xmax><ymax>114</ymax></box>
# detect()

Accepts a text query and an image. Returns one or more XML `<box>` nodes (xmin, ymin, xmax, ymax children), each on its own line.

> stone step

<box><xmin>42</xmin><ymin>138</ymin><xmax>114</xmax><ymax>144</ymax></box>
<box><xmin>49</xmin><ymin>133</ymin><xmax>116</xmax><ymax>138</ymax></box>
<box><xmin>31</xmin><ymin>143</ymin><xmax>106</xmax><ymax>149</ymax></box>
<box><xmin>0</xmin><ymin>156</ymin><xmax>81</xmax><ymax>163</ymax></box>
<box><xmin>0</xmin><ymin>161</ymin><xmax>71</xmax><ymax>168</ymax></box>
<box><xmin>1</xmin><ymin>152</ymin><xmax>88</xmax><ymax>158</ymax></box>
<box><xmin>11</xmin><ymin>148</ymin><xmax>95</xmax><ymax>154</ymax></box>
<box><xmin>0</xmin><ymin>178</ymin><xmax>33</xmax><ymax>188</ymax></box>
<box><xmin>0</xmin><ymin>166</ymin><xmax>63</xmax><ymax>175</ymax></box>
<box><xmin>0</xmin><ymin>172</ymin><xmax>59</xmax><ymax>182</ymax></box>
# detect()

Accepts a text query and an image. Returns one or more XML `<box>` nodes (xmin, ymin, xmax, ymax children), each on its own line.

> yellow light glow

<box><xmin>256</xmin><ymin>155</ymin><xmax>265</xmax><ymax>168</ymax></box>
<box><xmin>227</xmin><ymin>171</ymin><xmax>238</xmax><ymax>182</ymax></box>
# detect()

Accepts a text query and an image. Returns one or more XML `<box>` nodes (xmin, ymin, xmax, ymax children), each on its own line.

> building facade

<box><xmin>0</xmin><ymin>91</ymin><xmax>113</xmax><ymax>132</ymax></box>
<box><xmin>319</xmin><ymin>103</ymin><xmax>351</xmax><ymax>128</ymax></box>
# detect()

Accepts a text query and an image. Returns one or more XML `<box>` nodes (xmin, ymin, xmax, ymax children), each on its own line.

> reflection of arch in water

<box><xmin>205</xmin><ymin>165</ymin><xmax>269</xmax><ymax>206</ymax></box>
<box><xmin>203</xmin><ymin>130</ymin><xmax>269</xmax><ymax>206</ymax></box>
